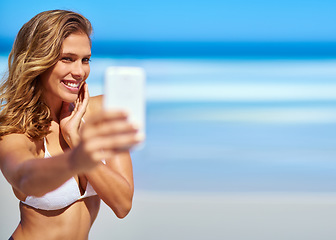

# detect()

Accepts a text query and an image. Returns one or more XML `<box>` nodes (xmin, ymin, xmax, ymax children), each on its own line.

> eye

<box><xmin>61</xmin><ymin>57</ymin><xmax>73</xmax><ymax>62</ymax></box>
<box><xmin>82</xmin><ymin>58</ymin><xmax>91</xmax><ymax>64</ymax></box>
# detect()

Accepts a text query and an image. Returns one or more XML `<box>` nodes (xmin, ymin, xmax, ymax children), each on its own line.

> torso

<box><xmin>11</xmin><ymin>96</ymin><xmax>103</xmax><ymax>240</ymax></box>
<box><xmin>14</xmin><ymin>196</ymin><xmax>100</xmax><ymax>240</ymax></box>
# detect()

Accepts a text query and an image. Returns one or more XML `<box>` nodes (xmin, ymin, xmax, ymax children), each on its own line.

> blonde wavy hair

<box><xmin>0</xmin><ymin>10</ymin><xmax>92</xmax><ymax>140</ymax></box>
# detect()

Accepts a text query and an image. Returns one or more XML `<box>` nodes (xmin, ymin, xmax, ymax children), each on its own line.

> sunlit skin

<box><xmin>0</xmin><ymin>32</ymin><xmax>141</xmax><ymax>240</ymax></box>
<box><xmin>40</xmin><ymin>32</ymin><xmax>91</xmax><ymax>119</ymax></box>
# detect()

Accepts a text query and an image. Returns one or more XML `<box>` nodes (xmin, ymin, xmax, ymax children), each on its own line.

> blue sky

<box><xmin>1</xmin><ymin>0</ymin><xmax>336</xmax><ymax>42</ymax></box>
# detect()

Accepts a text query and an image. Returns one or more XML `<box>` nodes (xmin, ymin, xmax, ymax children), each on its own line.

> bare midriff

<box><xmin>11</xmin><ymin>196</ymin><xmax>100</xmax><ymax>240</ymax></box>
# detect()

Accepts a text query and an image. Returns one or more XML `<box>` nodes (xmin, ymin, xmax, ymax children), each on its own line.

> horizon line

<box><xmin>1</xmin><ymin>40</ymin><xmax>336</xmax><ymax>57</ymax></box>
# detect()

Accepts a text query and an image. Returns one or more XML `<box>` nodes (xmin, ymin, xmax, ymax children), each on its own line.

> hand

<box><xmin>60</xmin><ymin>83</ymin><xmax>89</xmax><ymax>148</ymax></box>
<box><xmin>71</xmin><ymin>110</ymin><xmax>142</xmax><ymax>172</ymax></box>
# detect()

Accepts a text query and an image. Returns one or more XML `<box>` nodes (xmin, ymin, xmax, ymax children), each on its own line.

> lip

<box><xmin>61</xmin><ymin>80</ymin><xmax>82</xmax><ymax>92</ymax></box>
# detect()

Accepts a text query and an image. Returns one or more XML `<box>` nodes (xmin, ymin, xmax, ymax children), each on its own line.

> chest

<box><xmin>44</xmin><ymin>124</ymin><xmax>88</xmax><ymax>194</ymax></box>
<box><xmin>44</xmin><ymin>122</ymin><xmax>68</xmax><ymax>156</ymax></box>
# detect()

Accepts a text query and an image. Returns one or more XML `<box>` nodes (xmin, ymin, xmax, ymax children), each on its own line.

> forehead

<box><xmin>61</xmin><ymin>32</ymin><xmax>91</xmax><ymax>54</ymax></box>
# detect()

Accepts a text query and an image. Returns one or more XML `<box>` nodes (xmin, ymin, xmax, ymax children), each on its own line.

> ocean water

<box><xmin>1</xmin><ymin>55</ymin><xmax>336</xmax><ymax>193</ymax></box>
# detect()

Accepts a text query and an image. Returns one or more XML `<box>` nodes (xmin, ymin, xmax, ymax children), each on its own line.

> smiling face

<box><xmin>40</xmin><ymin>32</ymin><xmax>91</xmax><ymax>108</ymax></box>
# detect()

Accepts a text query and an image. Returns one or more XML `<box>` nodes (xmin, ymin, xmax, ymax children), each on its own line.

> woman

<box><xmin>0</xmin><ymin>10</ymin><xmax>142</xmax><ymax>239</ymax></box>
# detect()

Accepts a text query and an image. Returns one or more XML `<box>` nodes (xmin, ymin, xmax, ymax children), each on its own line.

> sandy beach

<box><xmin>90</xmin><ymin>191</ymin><xmax>336</xmax><ymax>240</ymax></box>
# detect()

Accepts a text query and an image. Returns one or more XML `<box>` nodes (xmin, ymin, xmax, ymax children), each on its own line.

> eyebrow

<box><xmin>61</xmin><ymin>52</ymin><xmax>91</xmax><ymax>58</ymax></box>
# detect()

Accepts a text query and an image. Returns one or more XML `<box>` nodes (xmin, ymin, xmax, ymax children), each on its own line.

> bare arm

<box><xmin>0</xmin><ymin>134</ymin><xmax>77</xmax><ymax>197</ymax></box>
<box><xmin>69</xmin><ymin>95</ymin><xmax>138</xmax><ymax>218</ymax></box>
<box><xmin>78</xmin><ymin>98</ymin><xmax>139</xmax><ymax>218</ymax></box>
<box><xmin>85</xmin><ymin>152</ymin><xmax>134</xmax><ymax>218</ymax></box>
<box><xmin>0</xmin><ymin>87</ymin><xmax>140</xmax><ymax>200</ymax></box>
<box><xmin>0</xmin><ymin>111</ymin><xmax>139</xmax><ymax>199</ymax></box>
<box><xmin>59</xmin><ymin>89</ymin><xmax>140</xmax><ymax>217</ymax></box>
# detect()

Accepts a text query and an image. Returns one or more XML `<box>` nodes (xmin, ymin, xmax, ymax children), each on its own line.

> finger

<box><xmin>67</xmin><ymin>86</ymin><xmax>89</xmax><ymax>124</ymax></box>
<box><xmin>82</xmin><ymin>121</ymin><xmax>138</xmax><ymax>139</ymax></box>
<box><xmin>60</xmin><ymin>85</ymin><xmax>89</xmax><ymax>136</ymax></box>
<box><xmin>73</xmin><ymin>99</ymin><xmax>79</xmax><ymax>113</ymax></box>
<box><xmin>83</xmin><ymin>133</ymin><xmax>143</xmax><ymax>153</ymax></box>
<box><xmin>66</xmin><ymin>102</ymin><xmax>84</xmax><ymax>125</ymax></box>
<box><xmin>91</xmin><ymin>150</ymin><xmax>116</xmax><ymax>162</ymax></box>
<box><xmin>84</xmin><ymin>83</ymin><xmax>90</xmax><ymax>100</ymax></box>
<box><xmin>78</xmin><ymin>83</ymin><xmax>85</xmax><ymax>102</ymax></box>
<box><xmin>79</xmin><ymin>83</ymin><xmax>89</xmax><ymax>105</ymax></box>
<box><xmin>77</xmin><ymin>84</ymin><xmax>89</xmax><ymax>113</ymax></box>
<box><xmin>85</xmin><ymin>110</ymin><xmax>128</xmax><ymax>125</ymax></box>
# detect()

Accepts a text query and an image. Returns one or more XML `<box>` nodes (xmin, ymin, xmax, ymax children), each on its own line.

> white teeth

<box><xmin>64</xmin><ymin>81</ymin><xmax>79</xmax><ymax>88</ymax></box>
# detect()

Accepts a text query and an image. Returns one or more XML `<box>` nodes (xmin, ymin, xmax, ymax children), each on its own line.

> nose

<box><xmin>71</xmin><ymin>61</ymin><xmax>86</xmax><ymax>80</ymax></box>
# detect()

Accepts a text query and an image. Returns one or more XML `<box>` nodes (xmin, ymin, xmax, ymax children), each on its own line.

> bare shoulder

<box><xmin>0</xmin><ymin>134</ymin><xmax>34</xmax><ymax>151</ymax></box>
<box><xmin>86</xmin><ymin>95</ymin><xmax>103</xmax><ymax>117</ymax></box>
<box><xmin>0</xmin><ymin>134</ymin><xmax>39</xmax><ymax>163</ymax></box>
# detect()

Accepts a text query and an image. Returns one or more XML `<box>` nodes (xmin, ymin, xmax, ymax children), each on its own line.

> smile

<box><xmin>62</xmin><ymin>80</ymin><xmax>80</xmax><ymax>89</ymax></box>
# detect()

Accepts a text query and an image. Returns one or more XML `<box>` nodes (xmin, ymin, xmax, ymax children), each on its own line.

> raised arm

<box><xmin>0</xmin><ymin>109</ymin><xmax>139</xmax><ymax>201</ymax></box>
<box><xmin>0</xmin><ymin>134</ymin><xmax>77</xmax><ymax>197</ymax></box>
<box><xmin>74</xmin><ymin>95</ymin><xmax>139</xmax><ymax>218</ymax></box>
<box><xmin>85</xmin><ymin>151</ymin><xmax>134</xmax><ymax>218</ymax></box>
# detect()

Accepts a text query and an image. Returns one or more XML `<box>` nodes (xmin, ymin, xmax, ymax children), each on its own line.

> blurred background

<box><xmin>1</xmin><ymin>0</ymin><xmax>336</xmax><ymax>239</ymax></box>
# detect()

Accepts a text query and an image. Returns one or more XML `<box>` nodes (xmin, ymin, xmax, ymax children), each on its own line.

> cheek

<box><xmin>85</xmin><ymin>66</ymin><xmax>90</xmax><ymax>79</ymax></box>
<box><xmin>55</xmin><ymin>64</ymin><xmax>69</xmax><ymax>77</ymax></box>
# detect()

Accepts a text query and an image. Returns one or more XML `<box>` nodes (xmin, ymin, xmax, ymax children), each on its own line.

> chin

<box><xmin>62</xmin><ymin>95</ymin><xmax>78</xmax><ymax>103</ymax></box>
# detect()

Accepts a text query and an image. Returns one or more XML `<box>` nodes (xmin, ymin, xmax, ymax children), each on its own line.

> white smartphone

<box><xmin>103</xmin><ymin>66</ymin><xmax>146</xmax><ymax>144</ymax></box>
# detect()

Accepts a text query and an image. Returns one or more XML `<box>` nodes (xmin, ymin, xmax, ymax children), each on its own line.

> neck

<box><xmin>44</xmin><ymin>97</ymin><xmax>63</xmax><ymax>123</ymax></box>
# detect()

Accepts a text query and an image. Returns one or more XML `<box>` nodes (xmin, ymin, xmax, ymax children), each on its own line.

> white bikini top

<box><xmin>21</xmin><ymin>138</ymin><xmax>98</xmax><ymax>210</ymax></box>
